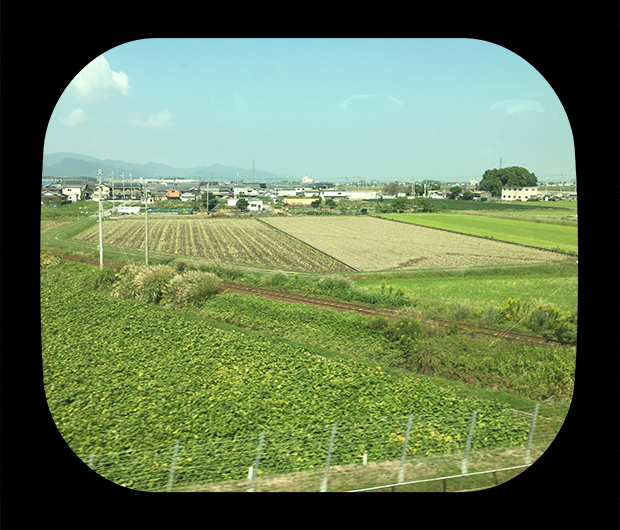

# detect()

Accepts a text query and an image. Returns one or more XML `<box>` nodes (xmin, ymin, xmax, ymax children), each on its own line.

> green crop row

<box><xmin>41</xmin><ymin>279</ymin><xmax>531</xmax><ymax>489</ymax></box>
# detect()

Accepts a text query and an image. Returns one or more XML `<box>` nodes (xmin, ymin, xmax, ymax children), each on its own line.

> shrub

<box><xmin>111</xmin><ymin>264</ymin><xmax>176</xmax><ymax>305</ymax></box>
<box><xmin>385</xmin><ymin>318</ymin><xmax>426</xmax><ymax>345</ymax></box>
<box><xmin>171</xmin><ymin>260</ymin><xmax>196</xmax><ymax>274</ymax></box>
<box><xmin>89</xmin><ymin>267</ymin><xmax>118</xmax><ymax>292</ymax></box>
<box><xmin>110</xmin><ymin>264</ymin><xmax>143</xmax><ymax>300</ymax></box>
<box><xmin>133</xmin><ymin>265</ymin><xmax>177</xmax><ymax>304</ymax></box>
<box><xmin>199</xmin><ymin>263</ymin><xmax>245</xmax><ymax>282</ymax></box>
<box><xmin>406</xmin><ymin>342</ymin><xmax>441</xmax><ymax>376</ymax></box>
<box><xmin>162</xmin><ymin>270</ymin><xmax>221</xmax><ymax>308</ymax></box>
<box><xmin>264</xmin><ymin>271</ymin><xmax>289</xmax><ymax>288</ymax></box>
<box><xmin>40</xmin><ymin>251</ymin><xmax>61</xmax><ymax>268</ymax></box>
<box><xmin>318</xmin><ymin>274</ymin><xmax>354</xmax><ymax>292</ymax></box>
<box><xmin>367</xmin><ymin>315</ymin><xmax>389</xmax><ymax>331</ymax></box>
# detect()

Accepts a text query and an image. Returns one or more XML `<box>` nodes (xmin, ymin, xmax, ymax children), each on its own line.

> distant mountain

<box><xmin>42</xmin><ymin>153</ymin><xmax>295</xmax><ymax>182</ymax></box>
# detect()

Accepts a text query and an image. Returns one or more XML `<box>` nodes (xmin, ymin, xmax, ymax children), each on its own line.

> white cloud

<box><xmin>70</xmin><ymin>55</ymin><xmax>131</xmax><ymax>100</ymax></box>
<box><xmin>60</xmin><ymin>108</ymin><xmax>87</xmax><ymax>126</ymax></box>
<box><xmin>489</xmin><ymin>99</ymin><xmax>545</xmax><ymax>114</ymax></box>
<box><xmin>341</xmin><ymin>94</ymin><xmax>403</xmax><ymax>110</ymax></box>
<box><xmin>129</xmin><ymin>110</ymin><xmax>172</xmax><ymax>128</ymax></box>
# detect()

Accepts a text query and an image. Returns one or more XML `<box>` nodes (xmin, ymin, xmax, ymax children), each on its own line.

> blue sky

<box><xmin>44</xmin><ymin>38</ymin><xmax>575</xmax><ymax>182</ymax></box>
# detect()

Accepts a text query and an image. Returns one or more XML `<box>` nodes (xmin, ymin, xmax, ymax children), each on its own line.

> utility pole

<box><xmin>98</xmin><ymin>169</ymin><xmax>104</xmax><ymax>269</ymax></box>
<box><xmin>143</xmin><ymin>177</ymin><xmax>149</xmax><ymax>265</ymax></box>
<box><xmin>499</xmin><ymin>157</ymin><xmax>502</xmax><ymax>169</ymax></box>
<box><xmin>252</xmin><ymin>160</ymin><xmax>255</xmax><ymax>182</ymax></box>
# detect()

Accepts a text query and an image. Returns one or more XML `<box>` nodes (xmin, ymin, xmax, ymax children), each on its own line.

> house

<box><xmin>62</xmin><ymin>185</ymin><xmax>83</xmax><ymax>202</ymax></box>
<box><xmin>248</xmin><ymin>200</ymin><xmax>263</xmax><ymax>211</ymax></box>
<box><xmin>167</xmin><ymin>189</ymin><xmax>181</xmax><ymax>200</ymax></box>
<box><xmin>180</xmin><ymin>192</ymin><xmax>198</xmax><ymax>202</ymax></box>
<box><xmin>501</xmin><ymin>186</ymin><xmax>538</xmax><ymax>201</ymax></box>
<box><xmin>92</xmin><ymin>184</ymin><xmax>110</xmax><ymax>201</ymax></box>
<box><xmin>302</xmin><ymin>175</ymin><xmax>313</xmax><ymax>183</ymax></box>
<box><xmin>472</xmin><ymin>191</ymin><xmax>492</xmax><ymax>201</ymax></box>
<box><xmin>41</xmin><ymin>189</ymin><xmax>68</xmax><ymax>205</ymax></box>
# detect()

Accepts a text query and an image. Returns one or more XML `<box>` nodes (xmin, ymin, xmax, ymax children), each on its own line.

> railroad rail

<box><xmin>53</xmin><ymin>256</ymin><xmax>571</xmax><ymax>347</ymax></box>
<box><xmin>219</xmin><ymin>282</ymin><xmax>572</xmax><ymax>347</ymax></box>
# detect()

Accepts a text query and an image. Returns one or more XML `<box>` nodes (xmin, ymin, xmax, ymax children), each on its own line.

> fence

<box><xmin>83</xmin><ymin>404</ymin><xmax>562</xmax><ymax>492</ymax></box>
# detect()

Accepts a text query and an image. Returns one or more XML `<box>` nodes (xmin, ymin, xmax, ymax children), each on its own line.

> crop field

<box><xmin>352</xmin><ymin>261</ymin><xmax>578</xmax><ymax>313</ymax></box>
<box><xmin>262</xmin><ymin>216</ymin><xmax>571</xmax><ymax>272</ymax></box>
<box><xmin>73</xmin><ymin>217</ymin><xmax>350</xmax><ymax>273</ymax></box>
<box><xmin>375</xmin><ymin>213</ymin><xmax>578</xmax><ymax>255</ymax></box>
<box><xmin>42</xmin><ymin>279</ymin><xmax>534</xmax><ymax>490</ymax></box>
<box><xmin>40</xmin><ymin>220</ymin><xmax>68</xmax><ymax>234</ymax></box>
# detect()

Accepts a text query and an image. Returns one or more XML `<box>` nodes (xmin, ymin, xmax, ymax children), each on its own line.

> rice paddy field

<box><xmin>374</xmin><ymin>213</ymin><xmax>578</xmax><ymax>255</ymax></box>
<box><xmin>261</xmin><ymin>216</ymin><xmax>571</xmax><ymax>272</ymax></box>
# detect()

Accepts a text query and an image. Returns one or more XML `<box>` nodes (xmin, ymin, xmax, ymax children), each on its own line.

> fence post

<box><xmin>525</xmin><ymin>403</ymin><xmax>540</xmax><ymax>465</ymax></box>
<box><xmin>166</xmin><ymin>440</ymin><xmax>180</xmax><ymax>492</ymax></box>
<box><xmin>320</xmin><ymin>422</ymin><xmax>338</xmax><ymax>492</ymax></box>
<box><xmin>395</xmin><ymin>414</ymin><xmax>414</xmax><ymax>491</ymax></box>
<box><xmin>460</xmin><ymin>411</ymin><xmax>478</xmax><ymax>491</ymax></box>
<box><xmin>247</xmin><ymin>430</ymin><xmax>265</xmax><ymax>492</ymax></box>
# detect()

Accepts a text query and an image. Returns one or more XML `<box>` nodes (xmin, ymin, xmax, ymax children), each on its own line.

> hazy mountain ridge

<box><xmin>42</xmin><ymin>153</ymin><xmax>296</xmax><ymax>182</ymax></box>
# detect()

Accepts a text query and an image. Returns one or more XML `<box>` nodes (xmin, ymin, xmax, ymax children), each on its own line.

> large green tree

<box><xmin>390</xmin><ymin>197</ymin><xmax>409</xmax><ymax>212</ymax></box>
<box><xmin>479</xmin><ymin>166</ymin><xmax>537</xmax><ymax>196</ymax></box>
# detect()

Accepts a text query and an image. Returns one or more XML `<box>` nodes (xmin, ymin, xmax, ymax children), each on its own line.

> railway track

<box><xmin>219</xmin><ymin>282</ymin><xmax>571</xmax><ymax>347</ymax></box>
<box><xmin>53</xmin><ymin>257</ymin><xmax>571</xmax><ymax>347</ymax></box>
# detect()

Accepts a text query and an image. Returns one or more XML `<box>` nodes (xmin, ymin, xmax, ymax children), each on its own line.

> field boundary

<box><xmin>255</xmin><ymin>217</ymin><xmax>359</xmax><ymax>272</ymax></box>
<box><xmin>373</xmin><ymin>215</ymin><xmax>578</xmax><ymax>257</ymax></box>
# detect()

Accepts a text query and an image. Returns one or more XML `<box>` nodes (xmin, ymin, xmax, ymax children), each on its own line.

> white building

<box><xmin>62</xmin><ymin>186</ymin><xmax>82</xmax><ymax>202</ymax></box>
<box><xmin>118</xmin><ymin>206</ymin><xmax>141</xmax><ymax>214</ymax></box>
<box><xmin>346</xmin><ymin>190</ymin><xmax>377</xmax><ymax>200</ymax></box>
<box><xmin>320</xmin><ymin>190</ymin><xmax>348</xmax><ymax>200</ymax></box>
<box><xmin>501</xmin><ymin>186</ymin><xmax>538</xmax><ymax>201</ymax></box>
<box><xmin>302</xmin><ymin>175</ymin><xmax>313</xmax><ymax>183</ymax></box>
<box><xmin>233</xmin><ymin>187</ymin><xmax>259</xmax><ymax>198</ymax></box>
<box><xmin>248</xmin><ymin>200</ymin><xmax>263</xmax><ymax>211</ymax></box>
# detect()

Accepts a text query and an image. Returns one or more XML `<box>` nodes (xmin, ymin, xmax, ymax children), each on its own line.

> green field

<box><xmin>352</xmin><ymin>262</ymin><xmax>578</xmax><ymax>313</ymax></box>
<box><xmin>374</xmin><ymin>213</ymin><xmax>578</xmax><ymax>255</ymax></box>
<box><xmin>42</xmin><ymin>275</ymin><xmax>542</xmax><ymax>490</ymax></box>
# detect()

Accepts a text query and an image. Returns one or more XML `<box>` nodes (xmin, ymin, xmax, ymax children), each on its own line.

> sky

<box><xmin>44</xmin><ymin>38</ymin><xmax>576</xmax><ymax>182</ymax></box>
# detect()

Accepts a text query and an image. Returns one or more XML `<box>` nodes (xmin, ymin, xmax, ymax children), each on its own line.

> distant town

<box><xmin>41</xmin><ymin>171</ymin><xmax>577</xmax><ymax>209</ymax></box>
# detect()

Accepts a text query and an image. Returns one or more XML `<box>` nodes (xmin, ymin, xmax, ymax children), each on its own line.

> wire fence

<box><xmin>82</xmin><ymin>404</ymin><xmax>562</xmax><ymax>492</ymax></box>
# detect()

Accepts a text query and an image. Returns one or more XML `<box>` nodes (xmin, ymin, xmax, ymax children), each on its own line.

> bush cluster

<box><xmin>40</xmin><ymin>250</ymin><xmax>61</xmax><ymax>268</ymax></box>
<box><xmin>111</xmin><ymin>264</ymin><xmax>221</xmax><ymax>308</ymax></box>
<box><xmin>162</xmin><ymin>270</ymin><xmax>221</xmax><ymax>308</ymax></box>
<box><xmin>495</xmin><ymin>297</ymin><xmax>577</xmax><ymax>343</ymax></box>
<box><xmin>317</xmin><ymin>274</ymin><xmax>355</xmax><ymax>292</ymax></box>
